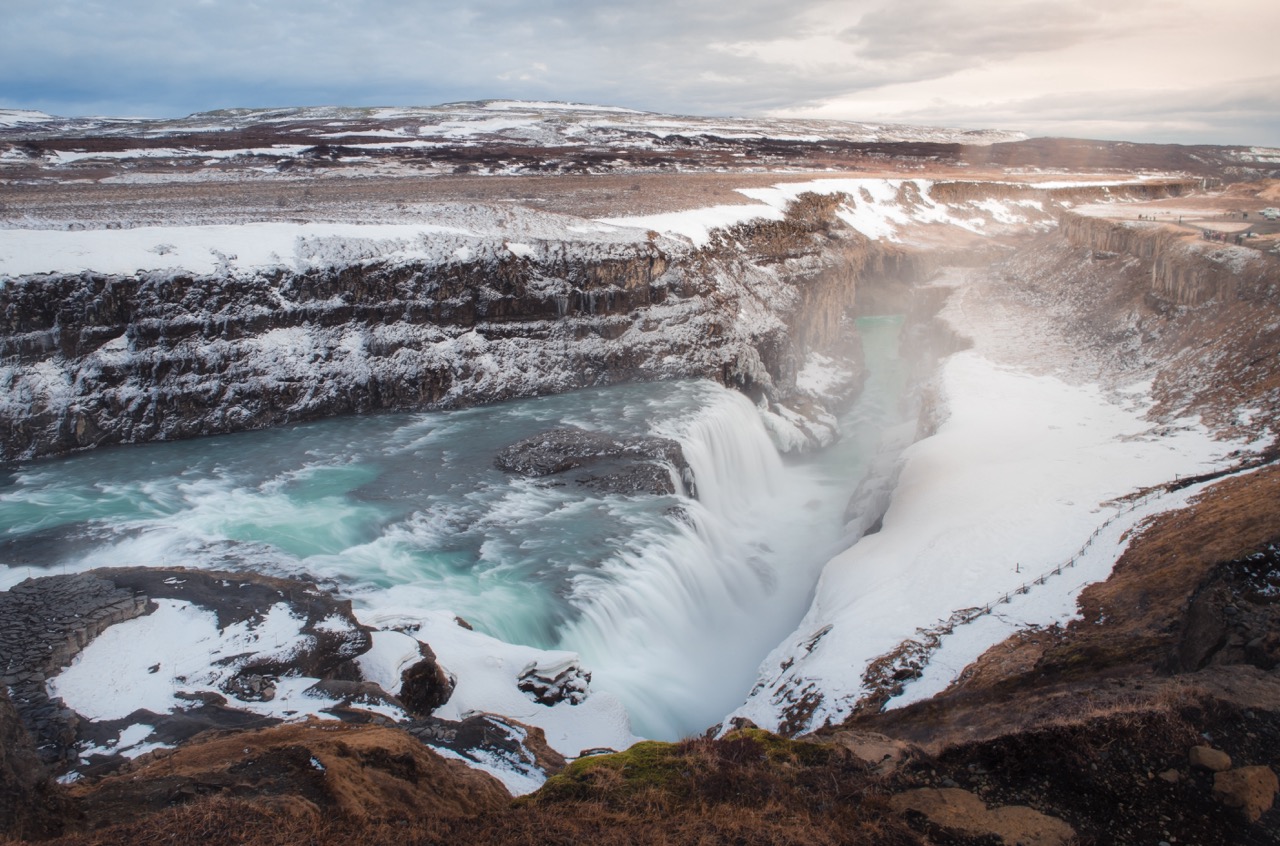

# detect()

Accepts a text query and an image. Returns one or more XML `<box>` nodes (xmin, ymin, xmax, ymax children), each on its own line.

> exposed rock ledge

<box><xmin>0</xmin><ymin>568</ymin><xmax>569</xmax><ymax>796</ymax></box>
<box><xmin>495</xmin><ymin>426</ymin><xmax>695</xmax><ymax>496</ymax></box>
<box><xmin>0</xmin><ymin>194</ymin><xmax>923</xmax><ymax>462</ymax></box>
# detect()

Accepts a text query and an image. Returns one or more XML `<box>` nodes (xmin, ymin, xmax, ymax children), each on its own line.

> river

<box><xmin>0</xmin><ymin>317</ymin><xmax>907</xmax><ymax>739</ymax></box>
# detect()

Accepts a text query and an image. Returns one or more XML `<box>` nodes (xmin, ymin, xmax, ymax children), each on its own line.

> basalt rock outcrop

<box><xmin>0</xmin><ymin>687</ymin><xmax>75</xmax><ymax>840</ymax></box>
<box><xmin>1059</xmin><ymin>211</ymin><xmax>1278</xmax><ymax>306</ymax></box>
<box><xmin>0</xmin><ymin>569</ymin><xmax>370</xmax><ymax>770</ymax></box>
<box><xmin>495</xmin><ymin>426</ymin><xmax>694</xmax><ymax>496</ymax></box>
<box><xmin>0</xmin><ymin>574</ymin><xmax>151</xmax><ymax>765</ymax></box>
<box><xmin>0</xmin><ymin>196</ymin><xmax>924</xmax><ymax>462</ymax></box>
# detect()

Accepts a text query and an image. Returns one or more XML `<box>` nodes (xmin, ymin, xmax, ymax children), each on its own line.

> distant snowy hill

<box><xmin>0</xmin><ymin>109</ymin><xmax>56</xmax><ymax>127</ymax></box>
<box><xmin>0</xmin><ymin>99</ymin><xmax>1028</xmax><ymax>147</ymax></box>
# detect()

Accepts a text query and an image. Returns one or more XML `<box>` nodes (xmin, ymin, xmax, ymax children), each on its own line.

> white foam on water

<box><xmin>9</xmin><ymin>356</ymin><xmax>910</xmax><ymax>747</ymax></box>
<box><xmin>554</xmin><ymin>387</ymin><xmax>865</xmax><ymax>738</ymax></box>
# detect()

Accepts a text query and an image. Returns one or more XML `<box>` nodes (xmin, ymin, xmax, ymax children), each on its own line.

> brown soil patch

<box><xmin>34</xmin><ymin>730</ymin><xmax>929</xmax><ymax>846</ymax></box>
<box><xmin>67</xmin><ymin>720</ymin><xmax>509</xmax><ymax>830</ymax></box>
<box><xmin>852</xmin><ymin>462</ymin><xmax>1280</xmax><ymax>752</ymax></box>
<box><xmin>885</xmin><ymin>696</ymin><xmax>1280</xmax><ymax>845</ymax></box>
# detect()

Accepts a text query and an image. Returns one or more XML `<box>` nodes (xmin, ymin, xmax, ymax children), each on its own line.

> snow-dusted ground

<box><xmin>0</xmin><ymin>100</ymin><xmax>1041</xmax><ymax>188</ymax></box>
<box><xmin>0</xmin><ymin>222</ymin><xmax>469</xmax><ymax>277</ymax></box>
<box><xmin>45</xmin><ymin>597</ymin><xmax>637</xmax><ymax>795</ymax></box>
<box><xmin>599</xmin><ymin>204</ymin><xmax>787</xmax><ymax>248</ymax></box>
<box><xmin>50</xmin><ymin>598</ymin><xmax>390</xmax><ymax>722</ymax></box>
<box><xmin>47</xmin><ymin>597</ymin><xmax>395</xmax><ymax>769</ymax></box>
<box><xmin>0</xmin><ymin>101</ymin><xmax>1028</xmax><ymax>149</ymax></box>
<box><xmin>348</xmin><ymin>609</ymin><xmax>640</xmax><ymax>795</ymax></box>
<box><xmin>601</xmin><ymin>177</ymin><xmax>1058</xmax><ymax>247</ymax></box>
<box><xmin>0</xmin><ymin>176</ymin><xmax>1066</xmax><ymax>287</ymax></box>
<box><xmin>0</xmin><ymin>202</ymin><xmax>683</xmax><ymax>279</ymax></box>
<box><xmin>728</xmin><ymin>265</ymin><xmax>1258</xmax><ymax>734</ymax></box>
<box><xmin>887</xmin><ymin>469</ymin><xmax>1254</xmax><ymax>708</ymax></box>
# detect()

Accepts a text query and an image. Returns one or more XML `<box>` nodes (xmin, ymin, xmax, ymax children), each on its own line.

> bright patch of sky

<box><xmin>2</xmin><ymin>0</ymin><xmax>1276</xmax><ymax>146</ymax></box>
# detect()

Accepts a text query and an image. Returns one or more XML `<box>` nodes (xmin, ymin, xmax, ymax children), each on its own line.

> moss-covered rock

<box><xmin>527</xmin><ymin>729</ymin><xmax>846</xmax><ymax>805</ymax></box>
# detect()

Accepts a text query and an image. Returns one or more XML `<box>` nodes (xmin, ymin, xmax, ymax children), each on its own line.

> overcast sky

<box><xmin>4</xmin><ymin>0</ymin><xmax>1278</xmax><ymax>146</ymax></box>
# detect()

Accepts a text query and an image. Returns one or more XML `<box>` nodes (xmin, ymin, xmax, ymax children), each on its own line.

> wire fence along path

<box><xmin>857</xmin><ymin>486</ymin><xmax>1173</xmax><ymax>712</ymax></box>
<box><xmin>978</xmin><ymin>488</ymin><xmax>1161</xmax><ymax>617</ymax></box>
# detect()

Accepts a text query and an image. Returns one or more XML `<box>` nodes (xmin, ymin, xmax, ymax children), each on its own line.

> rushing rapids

<box><xmin>0</xmin><ymin>318</ymin><xmax>909</xmax><ymax>740</ymax></box>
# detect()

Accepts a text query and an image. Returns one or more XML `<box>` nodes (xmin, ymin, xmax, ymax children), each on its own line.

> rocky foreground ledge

<box><xmin>5</xmin><ymin>528</ymin><xmax>1280</xmax><ymax>846</ymax></box>
<box><xmin>0</xmin><ymin>568</ymin><xmax>574</xmax><ymax>800</ymax></box>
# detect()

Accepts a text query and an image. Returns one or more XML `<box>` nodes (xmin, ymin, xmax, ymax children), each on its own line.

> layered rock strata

<box><xmin>0</xmin><ymin>196</ymin><xmax>917</xmax><ymax>462</ymax></box>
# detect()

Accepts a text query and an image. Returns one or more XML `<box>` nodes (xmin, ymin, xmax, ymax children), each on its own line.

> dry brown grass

<box><xmin>62</xmin><ymin>720</ymin><xmax>509</xmax><ymax>837</ymax></box>
<box><xmin>852</xmin><ymin>462</ymin><xmax>1280</xmax><ymax>758</ymax></box>
<box><xmin>33</xmin><ymin>731</ymin><xmax>930</xmax><ymax>846</ymax></box>
<box><xmin>0</xmin><ymin>170</ymin><xmax>814</xmax><ymax>228</ymax></box>
<box><xmin>1054</xmin><ymin>463</ymin><xmax>1280</xmax><ymax>671</ymax></box>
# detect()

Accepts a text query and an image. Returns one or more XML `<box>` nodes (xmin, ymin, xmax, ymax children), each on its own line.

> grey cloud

<box><xmin>2</xmin><ymin>0</ymin><xmax>1275</xmax><ymax>146</ymax></box>
<box><xmin>843</xmin><ymin>0</ymin><xmax>1112</xmax><ymax>63</ymax></box>
<box><xmin>879</xmin><ymin>75</ymin><xmax>1280</xmax><ymax>146</ymax></box>
<box><xmin>2</xmin><ymin>0</ymin><xmax>844</xmax><ymax>116</ymax></box>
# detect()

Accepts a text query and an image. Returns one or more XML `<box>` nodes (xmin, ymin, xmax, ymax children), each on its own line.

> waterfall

<box><xmin>555</xmin><ymin>388</ymin><xmax>824</xmax><ymax>740</ymax></box>
<box><xmin>675</xmin><ymin>389</ymin><xmax>785</xmax><ymax>514</ymax></box>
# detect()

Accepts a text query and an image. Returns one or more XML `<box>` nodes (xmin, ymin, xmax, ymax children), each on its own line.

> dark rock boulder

<box><xmin>406</xmin><ymin>713</ymin><xmax>566</xmax><ymax>784</ymax></box>
<box><xmin>1190</xmin><ymin>744</ymin><xmax>1232</xmax><ymax>772</ymax></box>
<box><xmin>495</xmin><ymin>425</ymin><xmax>695</xmax><ymax>497</ymax></box>
<box><xmin>889</xmin><ymin>787</ymin><xmax>1076</xmax><ymax>846</ymax></box>
<box><xmin>398</xmin><ymin>645</ymin><xmax>456</xmax><ymax>717</ymax></box>
<box><xmin>518</xmin><ymin>658</ymin><xmax>591</xmax><ymax>706</ymax></box>
<box><xmin>577</xmin><ymin>462</ymin><xmax>686</xmax><ymax>496</ymax></box>
<box><xmin>1212</xmin><ymin>766</ymin><xmax>1279</xmax><ymax>822</ymax></box>
<box><xmin>305</xmin><ymin>679</ymin><xmax>406</xmax><ymax>720</ymax></box>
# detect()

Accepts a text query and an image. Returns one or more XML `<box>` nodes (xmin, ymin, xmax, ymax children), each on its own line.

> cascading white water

<box><xmin>556</xmin><ymin>389</ymin><xmax>843</xmax><ymax>738</ymax></box>
<box><xmin>676</xmin><ymin>389</ymin><xmax>786</xmax><ymax>513</ymax></box>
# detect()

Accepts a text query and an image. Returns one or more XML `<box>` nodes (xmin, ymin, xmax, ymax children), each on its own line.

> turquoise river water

<box><xmin>0</xmin><ymin>317</ymin><xmax>908</xmax><ymax>738</ymax></box>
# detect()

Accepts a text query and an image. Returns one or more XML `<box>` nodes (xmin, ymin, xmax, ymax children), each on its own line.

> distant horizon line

<box><xmin>4</xmin><ymin>99</ymin><xmax>1278</xmax><ymax>150</ymax></box>
<box><xmin>2</xmin><ymin>97</ymin><xmax>1024</xmax><ymax>134</ymax></box>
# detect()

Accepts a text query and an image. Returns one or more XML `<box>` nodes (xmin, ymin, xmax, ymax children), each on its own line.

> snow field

<box><xmin>730</xmin><ymin>348</ymin><xmax>1251</xmax><ymax>733</ymax></box>
<box><xmin>598</xmin><ymin>177</ymin><xmax>1057</xmax><ymax>247</ymax></box>
<box><xmin>0</xmin><ymin>222</ymin><xmax>475</xmax><ymax>277</ymax></box>
<box><xmin>887</xmin><ymin>470</ymin><xmax>1250</xmax><ymax>707</ymax></box>
<box><xmin>47</xmin><ymin>599</ymin><xmax>363</xmax><ymax>723</ymax></box>
<box><xmin>2</xmin><ymin>175</ymin><xmax>1069</xmax><ymax>281</ymax></box>
<box><xmin>46</xmin><ymin>598</ymin><xmax>637</xmax><ymax>795</ymax></box>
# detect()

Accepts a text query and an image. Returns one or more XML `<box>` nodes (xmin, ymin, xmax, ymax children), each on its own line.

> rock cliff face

<box><xmin>1059</xmin><ymin>212</ymin><xmax>1278</xmax><ymax>306</ymax></box>
<box><xmin>1005</xmin><ymin>215</ymin><xmax>1280</xmax><ymax>435</ymax></box>
<box><xmin>928</xmin><ymin>177</ymin><xmax>1204</xmax><ymax>206</ymax></box>
<box><xmin>0</xmin><ymin>199</ymin><xmax>924</xmax><ymax>462</ymax></box>
<box><xmin>0</xmin><ymin>687</ymin><xmax>74</xmax><ymax>840</ymax></box>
